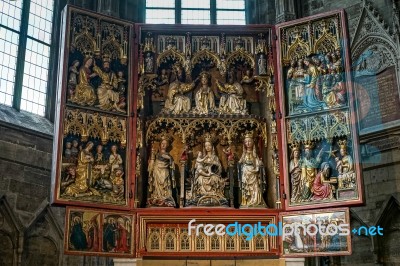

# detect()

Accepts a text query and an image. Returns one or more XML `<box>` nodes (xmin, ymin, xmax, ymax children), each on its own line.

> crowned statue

<box><xmin>238</xmin><ymin>131</ymin><xmax>267</xmax><ymax>207</ymax></box>
<box><xmin>187</xmin><ymin>133</ymin><xmax>228</xmax><ymax>207</ymax></box>
<box><xmin>335</xmin><ymin>139</ymin><xmax>355</xmax><ymax>189</ymax></box>
<box><xmin>147</xmin><ymin>134</ymin><xmax>177</xmax><ymax>207</ymax></box>
<box><xmin>289</xmin><ymin>142</ymin><xmax>302</xmax><ymax>203</ymax></box>
<box><xmin>216</xmin><ymin>69</ymin><xmax>248</xmax><ymax>115</ymax></box>
<box><xmin>193</xmin><ymin>71</ymin><xmax>216</xmax><ymax>114</ymax></box>
<box><xmin>93</xmin><ymin>54</ymin><xmax>125</xmax><ymax>112</ymax></box>
<box><xmin>162</xmin><ymin>63</ymin><xmax>195</xmax><ymax>115</ymax></box>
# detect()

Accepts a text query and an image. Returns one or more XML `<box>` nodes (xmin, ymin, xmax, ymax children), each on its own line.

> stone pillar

<box><xmin>114</xmin><ymin>258</ymin><xmax>143</xmax><ymax>266</ymax></box>
<box><xmin>275</xmin><ymin>0</ymin><xmax>296</xmax><ymax>23</ymax></box>
<box><xmin>249</xmin><ymin>0</ymin><xmax>276</xmax><ymax>24</ymax></box>
<box><xmin>97</xmin><ymin>0</ymin><xmax>120</xmax><ymax>17</ymax></box>
<box><xmin>68</xmin><ymin>0</ymin><xmax>96</xmax><ymax>11</ymax></box>
<box><xmin>179</xmin><ymin>160</ymin><xmax>186</xmax><ymax>207</ymax></box>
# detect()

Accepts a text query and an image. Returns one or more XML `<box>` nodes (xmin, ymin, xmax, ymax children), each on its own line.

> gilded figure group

<box><xmin>160</xmin><ymin>63</ymin><xmax>249</xmax><ymax>116</ymax></box>
<box><xmin>286</xmin><ymin>49</ymin><xmax>346</xmax><ymax>115</ymax></box>
<box><xmin>147</xmin><ymin>132</ymin><xmax>267</xmax><ymax>208</ymax></box>
<box><xmin>289</xmin><ymin>139</ymin><xmax>356</xmax><ymax>204</ymax></box>
<box><xmin>61</xmin><ymin>139</ymin><xmax>126</xmax><ymax>203</ymax></box>
<box><xmin>68</xmin><ymin>55</ymin><xmax>127</xmax><ymax>113</ymax></box>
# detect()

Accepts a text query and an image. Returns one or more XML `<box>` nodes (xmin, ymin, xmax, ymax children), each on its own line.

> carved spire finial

<box><xmin>392</xmin><ymin>0</ymin><xmax>400</xmax><ymax>36</ymax></box>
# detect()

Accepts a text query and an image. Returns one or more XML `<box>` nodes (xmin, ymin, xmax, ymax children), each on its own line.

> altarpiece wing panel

<box><xmin>276</xmin><ymin>10</ymin><xmax>364</xmax><ymax>210</ymax></box>
<box><xmin>52</xmin><ymin>6</ymin><xmax>135</xmax><ymax>210</ymax></box>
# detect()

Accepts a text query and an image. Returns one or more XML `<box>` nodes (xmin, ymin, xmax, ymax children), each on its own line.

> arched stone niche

<box><xmin>23</xmin><ymin>236</ymin><xmax>59</xmax><ymax>266</ymax></box>
<box><xmin>22</xmin><ymin>204</ymin><xmax>63</xmax><ymax>266</ymax></box>
<box><xmin>352</xmin><ymin>38</ymin><xmax>397</xmax><ymax>77</ymax></box>
<box><xmin>375</xmin><ymin>197</ymin><xmax>400</xmax><ymax>264</ymax></box>
<box><xmin>0</xmin><ymin>231</ymin><xmax>14</xmax><ymax>266</ymax></box>
<box><xmin>0</xmin><ymin>196</ymin><xmax>23</xmax><ymax>266</ymax></box>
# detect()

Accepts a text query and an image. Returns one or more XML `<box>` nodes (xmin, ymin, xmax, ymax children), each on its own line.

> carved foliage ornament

<box><xmin>145</xmin><ymin>116</ymin><xmax>267</xmax><ymax>147</ymax></box>
<box><xmin>64</xmin><ymin>108</ymin><xmax>127</xmax><ymax>147</ymax></box>
<box><xmin>281</xmin><ymin>16</ymin><xmax>341</xmax><ymax>65</ymax></box>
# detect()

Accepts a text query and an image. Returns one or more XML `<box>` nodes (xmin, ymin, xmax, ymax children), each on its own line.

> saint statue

<box><xmin>162</xmin><ymin>63</ymin><xmax>195</xmax><ymax>114</ymax></box>
<box><xmin>109</xmin><ymin>144</ymin><xmax>123</xmax><ymax>173</ymax></box>
<box><xmin>321</xmin><ymin>66</ymin><xmax>336</xmax><ymax>108</ymax></box>
<box><xmin>300</xmin><ymin>141</ymin><xmax>323</xmax><ymax>201</ymax></box>
<box><xmin>70</xmin><ymin>57</ymin><xmax>97</xmax><ymax>106</ymax></box>
<box><xmin>111</xmin><ymin>167</ymin><xmax>125</xmax><ymax>201</ymax></box>
<box><xmin>64</xmin><ymin>142</ymin><xmax>72</xmax><ymax>160</ymax></box>
<box><xmin>147</xmin><ymin>135</ymin><xmax>176</xmax><ymax>207</ymax></box>
<box><xmin>193</xmin><ymin>72</ymin><xmax>216</xmax><ymax>114</ymax></box>
<box><xmin>216</xmin><ymin>70</ymin><xmax>248</xmax><ymax>115</ymax></box>
<box><xmin>335</xmin><ymin>140</ymin><xmax>355</xmax><ymax>189</ymax></box>
<box><xmin>68</xmin><ymin>60</ymin><xmax>80</xmax><ymax>99</ymax></box>
<box><xmin>289</xmin><ymin>143</ymin><xmax>302</xmax><ymax>203</ymax></box>
<box><xmin>68</xmin><ymin>60</ymin><xmax>80</xmax><ymax>87</ymax></box>
<box><xmin>116</xmin><ymin>70</ymin><xmax>127</xmax><ymax>109</ymax></box>
<box><xmin>288</xmin><ymin>59</ymin><xmax>306</xmax><ymax>103</ymax></box>
<box><xmin>71</xmin><ymin>139</ymin><xmax>79</xmax><ymax>159</ymax></box>
<box><xmin>258</xmin><ymin>54</ymin><xmax>267</xmax><ymax>75</ymax></box>
<box><xmin>238</xmin><ymin>131</ymin><xmax>266</xmax><ymax>207</ymax></box>
<box><xmin>64</xmin><ymin>141</ymin><xmax>95</xmax><ymax>197</ymax></box>
<box><xmin>189</xmin><ymin>133</ymin><xmax>228</xmax><ymax>207</ymax></box>
<box><xmin>145</xmin><ymin>53</ymin><xmax>153</xmax><ymax>73</ymax></box>
<box><xmin>241</xmin><ymin>69</ymin><xmax>254</xmax><ymax>84</ymax></box>
<box><xmin>94</xmin><ymin>144</ymin><xmax>104</xmax><ymax>164</ymax></box>
<box><xmin>311</xmin><ymin>162</ymin><xmax>333</xmax><ymax>200</ymax></box>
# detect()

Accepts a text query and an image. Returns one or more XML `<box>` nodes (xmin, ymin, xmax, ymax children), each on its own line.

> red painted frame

<box><xmin>64</xmin><ymin>206</ymin><xmax>136</xmax><ymax>257</ymax></box>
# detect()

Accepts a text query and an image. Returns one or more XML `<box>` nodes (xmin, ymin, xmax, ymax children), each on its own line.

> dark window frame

<box><xmin>145</xmin><ymin>0</ymin><xmax>248</xmax><ymax>24</ymax></box>
<box><xmin>0</xmin><ymin>0</ymin><xmax>62</xmax><ymax>121</ymax></box>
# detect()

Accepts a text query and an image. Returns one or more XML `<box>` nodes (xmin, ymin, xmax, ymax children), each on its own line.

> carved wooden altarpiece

<box><xmin>52</xmin><ymin>6</ymin><xmax>362</xmax><ymax>258</ymax></box>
